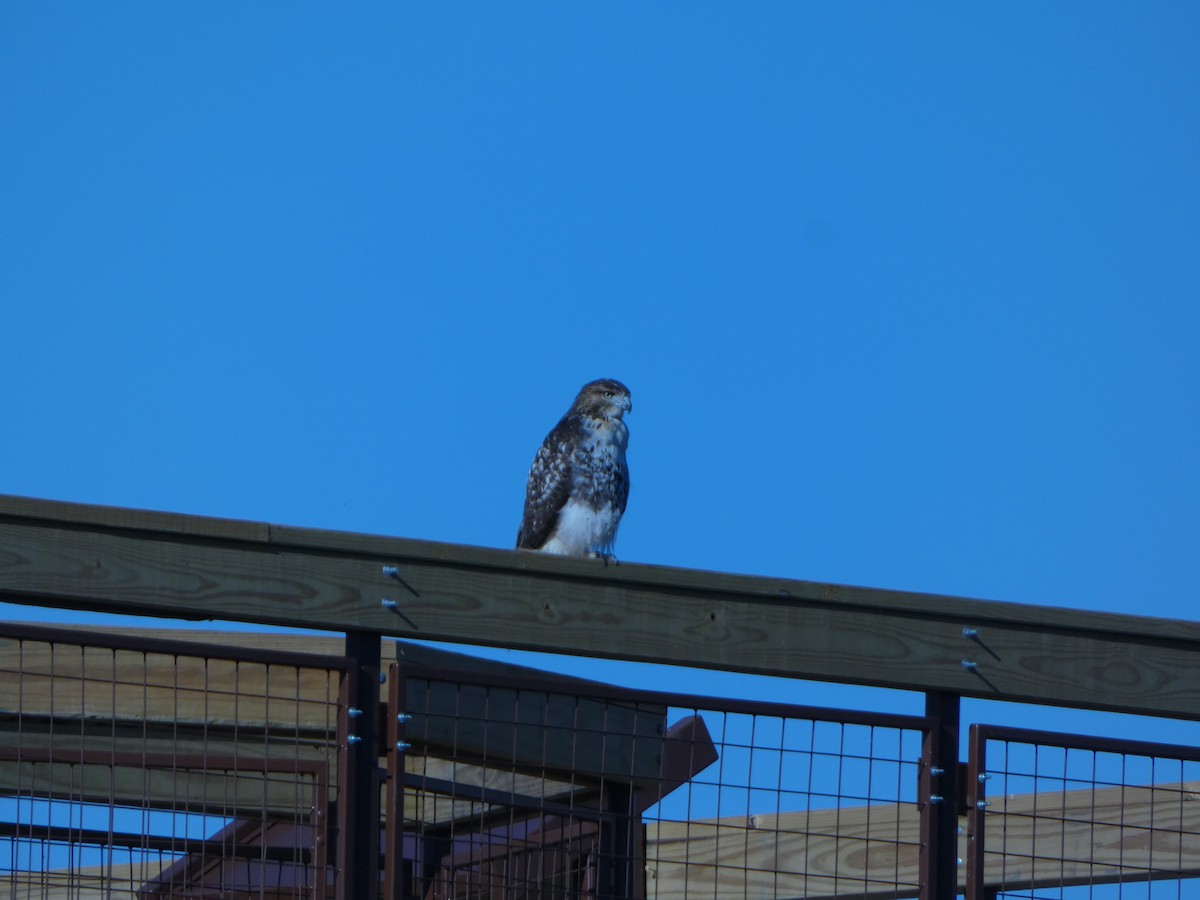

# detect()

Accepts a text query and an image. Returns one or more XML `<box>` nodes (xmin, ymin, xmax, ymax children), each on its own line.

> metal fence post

<box><xmin>965</xmin><ymin>723</ymin><xmax>987</xmax><ymax>900</ymax></box>
<box><xmin>341</xmin><ymin>630</ymin><xmax>382</xmax><ymax>900</ymax></box>
<box><xmin>920</xmin><ymin>691</ymin><xmax>961</xmax><ymax>900</ymax></box>
<box><xmin>383</xmin><ymin>661</ymin><xmax>407</xmax><ymax>899</ymax></box>
<box><xmin>599</xmin><ymin>784</ymin><xmax>641</xmax><ymax>899</ymax></box>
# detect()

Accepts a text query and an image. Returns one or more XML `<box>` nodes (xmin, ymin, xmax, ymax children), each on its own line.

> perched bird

<box><xmin>517</xmin><ymin>378</ymin><xmax>632</xmax><ymax>558</ymax></box>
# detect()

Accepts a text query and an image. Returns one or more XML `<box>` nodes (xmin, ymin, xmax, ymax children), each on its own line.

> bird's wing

<box><xmin>516</xmin><ymin>421</ymin><xmax>576</xmax><ymax>549</ymax></box>
<box><xmin>615</xmin><ymin>455</ymin><xmax>630</xmax><ymax>515</ymax></box>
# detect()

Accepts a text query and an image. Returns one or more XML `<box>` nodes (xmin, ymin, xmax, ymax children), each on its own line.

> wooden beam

<box><xmin>977</xmin><ymin>781</ymin><xmax>1200</xmax><ymax>892</ymax></box>
<box><xmin>644</xmin><ymin>781</ymin><xmax>1200</xmax><ymax>899</ymax></box>
<box><xmin>3</xmin><ymin>494</ymin><xmax>1200</xmax><ymax>718</ymax></box>
<box><xmin>646</xmin><ymin>801</ymin><xmax>922</xmax><ymax>900</ymax></box>
<box><xmin>0</xmin><ymin>626</ymin><xmax>670</xmax><ymax>785</ymax></box>
<box><xmin>2</xmin><ymin>862</ymin><xmax>175</xmax><ymax>900</ymax></box>
<box><xmin>405</xmin><ymin>677</ymin><xmax>666</xmax><ymax>785</ymax></box>
<box><xmin>0</xmin><ymin>748</ymin><xmax>325</xmax><ymax>821</ymax></box>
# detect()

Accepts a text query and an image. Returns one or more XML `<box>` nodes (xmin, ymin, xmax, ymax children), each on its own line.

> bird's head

<box><xmin>575</xmin><ymin>378</ymin><xmax>632</xmax><ymax>420</ymax></box>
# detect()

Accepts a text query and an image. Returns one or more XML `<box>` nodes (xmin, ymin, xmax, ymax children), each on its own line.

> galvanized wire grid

<box><xmin>388</xmin><ymin>665</ymin><xmax>928</xmax><ymax>900</ymax></box>
<box><xmin>642</xmin><ymin>710</ymin><xmax>926</xmax><ymax>900</ymax></box>
<box><xmin>968</xmin><ymin>725</ymin><xmax>1200</xmax><ymax>900</ymax></box>
<box><xmin>0</xmin><ymin>624</ymin><xmax>347</xmax><ymax>899</ymax></box>
<box><xmin>10</xmin><ymin>622</ymin><xmax>1200</xmax><ymax>900</ymax></box>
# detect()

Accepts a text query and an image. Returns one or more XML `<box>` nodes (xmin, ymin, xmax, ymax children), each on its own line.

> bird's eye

<box><xmin>603</xmin><ymin>391</ymin><xmax>613</xmax><ymax>398</ymax></box>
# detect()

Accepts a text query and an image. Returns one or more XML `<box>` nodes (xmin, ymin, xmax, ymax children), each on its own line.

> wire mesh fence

<box><xmin>4</xmin><ymin>621</ymin><xmax>1200</xmax><ymax>899</ymax></box>
<box><xmin>0</xmin><ymin>623</ymin><xmax>350</xmax><ymax>899</ymax></box>
<box><xmin>966</xmin><ymin>725</ymin><xmax>1200</xmax><ymax>900</ymax></box>
<box><xmin>386</xmin><ymin>662</ymin><xmax>931</xmax><ymax>899</ymax></box>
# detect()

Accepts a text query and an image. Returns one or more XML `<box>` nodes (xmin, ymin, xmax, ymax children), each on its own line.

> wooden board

<box><xmin>645</xmin><ymin>800</ymin><xmax>922</xmax><ymax>900</ymax></box>
<box><xmin>3</xmin><ymin>494</ymin><xmax>1200</xmax><ymax>718</ymax></box>
<box><xmin>644</xmin><ymin>781</ymin><xmax>1200</xmax><ymax>899</ymax></box>
<box><xmin>1</xmin><ymin>862</ymin><xmax>175</xmax><ymax>900</ymax></box>
<box><xmin>0</xmin><ymin>625</ymin><xmax>671</xmax><ymax>785</ymax></box>
<box><xmin>406</xmin><ymin>677</ymin><xmax>667</xmax><ymax>785</ymax></box>
<box><xmin>402</xmin><ymin>755</ymin><xmax>588</xmax><ymax>827</ymax></box>
<box><xmin>0</xmin><ymin>751</ymin><xmax>326</xmax><ymax>821</ymax></box>
<box><xmin>975</xmin><ymin>780</ymin><xmax>1200</xmax><ymax>892</ymax></box>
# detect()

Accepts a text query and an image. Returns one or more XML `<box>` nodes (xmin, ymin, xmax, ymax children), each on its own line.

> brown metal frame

<box><xmin>0</xmin><ymin>620</ymin><xmax>354</xmax><ymax>900</ymax></box>
<box><xmin>383</xmin><ymin>660</ymin><xmax>407</xmax><ymax>899</ymax></box>
<box><xmin>6</xmin><ymin>615</ymin><xmax>1200</xmax><ymax>899</ymax></box>
<box><xmin>336</xmin><ymin>631</ymin><xmax>383</xmax><ymax>900</ymax></box>
<box><xmin>386</xmin><ymin>657</ymin><xmax>934</xmax><ymax>900</ymax></box>
<box><xmin>966</xmin><ymin>723</ymin><xmax>1200</xmax><ymax>899</ymax></box>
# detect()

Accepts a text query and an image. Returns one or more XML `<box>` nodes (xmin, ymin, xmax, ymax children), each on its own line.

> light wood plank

<box><xmin>0</xmin><ymin>755</ymin><xmax>324</xmax><ymax>820</ymax></box>
<box><xmin>2</xmin><ymin>861</ymin><xmax>175</xmax><ymax>900</ymax></box>
<box><xmin>644</xmin><ymin>781</ymin><xmax>1200</xmax><ymax>899</ymax></box>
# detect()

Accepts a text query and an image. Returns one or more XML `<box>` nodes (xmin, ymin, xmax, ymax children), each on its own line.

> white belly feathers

<box><xmin>539</xmin><ymin>497</ymin><xmax>621</xmax><ymax>556</ymax></box>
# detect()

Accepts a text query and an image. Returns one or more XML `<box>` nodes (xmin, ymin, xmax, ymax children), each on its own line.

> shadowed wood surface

<box><xmin>2</xmin><ymin>863</ymin><xmax>174</xmax><ymax>900</ymax></box>
<box><xmin>3</xmin><ymin>494</ymin><xmax>1200</xmax><ymax>719</ymax></box>
<box><xmin>0</xmin><ymin>753</ymin><xmax>325</xmax><ymax>821</ymax></box>
<box><xmin>5</xmin><ymin>782</ymin><xmax>1195</xmax><ymax>899</ymax></box>
<box><xmin>0</xmin><ymin>624</ymin><xmax>670</xmax><ymax>786</ymax></box>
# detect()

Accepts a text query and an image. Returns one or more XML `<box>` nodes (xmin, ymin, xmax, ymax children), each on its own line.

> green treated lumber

<box><xmin>2</xmin><ymin>494</ymin><xmax>1199</xmax><ymax>719</ymax></box>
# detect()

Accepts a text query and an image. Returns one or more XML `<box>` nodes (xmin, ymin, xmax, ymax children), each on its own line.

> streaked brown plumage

<box><xmin>517</xmin><ymin>379</ymin><xmax>632</xmax><ymax>556</ymax></box>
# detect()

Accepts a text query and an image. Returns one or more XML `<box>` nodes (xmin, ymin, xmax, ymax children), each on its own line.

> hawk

<box><xmin>517</xmin><ymin>378</ymin><xmax>632</xmax><ymax>557</ymax></box>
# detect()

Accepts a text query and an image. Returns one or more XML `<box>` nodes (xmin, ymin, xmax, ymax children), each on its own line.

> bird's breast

<box><xmin>541</xmin><ymin>497</ymin><xmax>621</xmax><ymax>556</ymax></box>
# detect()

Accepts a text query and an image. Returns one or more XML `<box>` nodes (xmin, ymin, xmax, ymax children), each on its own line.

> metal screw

<box><xmin>962</xmin><ymin>627</ymin><xmax>979</xmax><ymax>639</ymax></box>
<box><xmin>978</xmin><ymin>772</ymin><xmax>992</xmax><ymax>783</ymax></box>
<box><xmin>961</xmin><ymin>659</ymin><xmax>978</xmax><ymax>671</ymax></box>
<box><xmin>977</xmin><ymin>800</ymin><xmax>991</xmax><ymax>810</ymax></box>
<box><xmin>346</xmin><ymin>735</ymin><xmax>362</xmax><ymax>745</ymax></box>
<box><xmin>347</xmin><ymin>708</ymin><xmax>363</xmax><ymax>718</ymax></box>
<box><xmin>395</xmin><ymin>741</ymin><xmax>411</xmax><ymax>752</ymax></box>
<box><xmin>382</xmin><ymin>565</ymin><xmax>400</xmax><ymax>578</ymax></box>
<box><xmin>929</xmin><ymin>795</ymin><xmax>944</xmax><ymax>805</ymax></box>
<box><xmin>396</xmin><ymin>713</ymin><xmax>413</xmax><ymax>723</ymax></box>
<box><xmin>930</xmin><ymin>766</ymin><xmax>944</xmax><ymax>777</ymax></box>
<box><xmin>380</xmin><ymin>598</ymin><xmax>398</xmax><ymax>610</ymax></box>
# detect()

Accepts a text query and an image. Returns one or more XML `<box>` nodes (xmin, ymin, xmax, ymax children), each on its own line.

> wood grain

<box><xmin>3</xmin><ymin>494</ymin><xmax>1200</xmax><ymax>718</ymax></box>
<box><xmin>0</xmin><ymin>756</ymin><xmax>323</xmax><ymax>820</ymax></box>
<box><xmin>2</xmin><ymin>861</ymin><xmax>174</xmax><ymax>900</ymax></box>
<box><xmin>645</xmin><ymin>781</ymin><xmax>1200</xmax><ymax>898</ymax></box>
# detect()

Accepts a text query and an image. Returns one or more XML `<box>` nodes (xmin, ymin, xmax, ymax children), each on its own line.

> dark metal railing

<box><xmin>1</xmin><ymin>618</ymin><xmax>1198</xmax><ymax>898</ymax></box>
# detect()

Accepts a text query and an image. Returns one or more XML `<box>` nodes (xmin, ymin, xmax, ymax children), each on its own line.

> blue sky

<box><xmin>2</xmin><ymin>5</ymin><xmax>1198</xmax><ymax>737</ymax></box>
